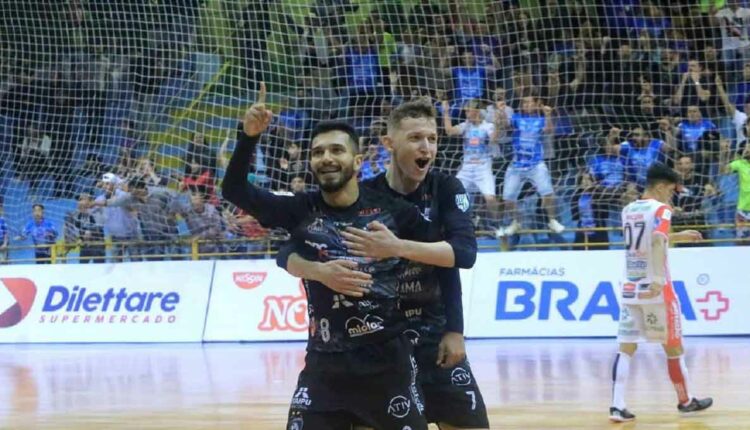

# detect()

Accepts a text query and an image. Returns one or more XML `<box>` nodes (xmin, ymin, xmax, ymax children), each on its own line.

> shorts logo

<box><xmin>403</xmin><ymin>329</ymin><xmax>420</xmax><ymax>345</ymax></box>
<box><xmin>387</xmin><ymin>395</ymin><xmax>411</xmax><ymax>418</ymax></box>
<box><xmin>291</xmin><ymin>387</ymin><xmax>312</xmax><ymax>408</ymax></box>
<box><xmin>455</xmin><ymin>194</ymin><xmax>470</xmax><ymax>212</ymax></box>
<box><xmin>233</xmin><ymin>272</ymin><xmax>267</xmax><ymax>290</ymax></box>
<box><xmin>345</xmin><ymin>315</ymin><xmax>384</xmax><ymax>337</ymax></box>
<box><xmin>646</xmin><ymin>312</ymin><xmax>658</xmax><ymax>326</ymax></box>
<box><xmin>451</xmin><ymin>367</ymin><xmax>472</xmax><ymax>386</ymax></box>
<box><xmin>0</xmin><ymin>278</ymin><xmax>37</xmax><ymax>328</ymax></box>
<box><xmin>289</xmin><ymin>417</ymin><xmax>304</xmax><ymax>430</ymax></box>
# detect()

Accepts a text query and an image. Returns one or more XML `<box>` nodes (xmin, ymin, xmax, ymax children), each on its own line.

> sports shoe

<box><xmin>496</xmin><ymin>220</ymin><xmax>520</xmax><ymax>237</ymax></box>
<box><xmin>678</xmin><ymin>397</ymin><xmax>713</xmax><ymax>413</ymax></box>
<box><xmin>548</xmin><ymin>219</ymin><xmax>565</xmax><ymax>234</ymax></box>
<box><xmin>609</xmin><ymin>407</ymin><xmax>636</xmax><ymax>422</ymax></box>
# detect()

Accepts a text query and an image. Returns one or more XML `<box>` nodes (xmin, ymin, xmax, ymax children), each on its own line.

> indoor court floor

<box><xmin>0</xmin><ymin>338</ymin><xmax>748</xmax><ymax>430</ymax></box>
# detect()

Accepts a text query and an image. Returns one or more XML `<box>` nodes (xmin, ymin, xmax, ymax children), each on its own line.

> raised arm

<box><xmin>542</xmin><ymin>105</ymin><xmax>554</xmax><ymax>134</ymax></box>
<box><xmin>222</xmin><ymin>83</ymin><xmax>308</xmax><ymax>230</ymax></box>
<box><xmin>441</xmin><ymin>100</ymin><xmax>461</xmax><ymax>136</ymax></box>
<box><xmin>716</xmin><ymin>74</ymin><xmax>736</xmax><ymax>117</ymax></box>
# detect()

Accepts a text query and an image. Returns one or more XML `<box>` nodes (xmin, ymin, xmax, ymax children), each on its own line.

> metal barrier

<box><xmin>1</xmin><ymin>222</ymin><xmax>747</xmax><ymax>264</ymax></box>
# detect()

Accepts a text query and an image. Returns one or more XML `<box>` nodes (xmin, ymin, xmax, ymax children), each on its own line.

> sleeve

<box><xmin>455</xmin><ymin>122</ymin><xmax>467</xmax><ymax>135</ymax></box>
<box><xmin>106</xmin><ymin>191</ymin><xmax>134</xmax><ymax>207</ymax></box>
<box><xmin>23</xmin><ymin>221</ymin><xmax>32</xmax><ymax>238</ymax></box>
<box><xmin>654</xmin><ymin>205</ymin><xmax>672</xmax><ymax>238</ymax></box>
<box><xmin>733</xmin><ymin>110</ymin><xmax>747</xmax><ymax>128</ymax></box>
<box><xmin>729</xmin><ymin>159</ymin><xmax>741</xmax><ymax>173</ymax></box>
<box><xmin>221</xmin><ymin>122</ymin><xmax>309</xmax><ymax>231</ymax></box>
<box><xmin>436</xmin><ymin>267</ymin><xmax>464</xmax><ymax>334</ymax></box>
<box><xmin>484</xmin><ymin>122</ymin><xmax>496</xmax><ymax>137</ymax></box>
<box><xmin>437</xmin><ymin>176</ymin><xmax>478</xmax><ymax>268</ymax></box>
<box><xmin>275</xmin><ymin>239</ymin><xmax>300</xmax><ymax>271</ymax></box>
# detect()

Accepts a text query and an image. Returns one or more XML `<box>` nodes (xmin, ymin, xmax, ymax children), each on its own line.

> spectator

<box><xmin>19</xmin><ymin>204</ymin><xmax>58</xmax><ymax>264</ymax></box>
<box><xmin>339</xmin><ymin>30</ymin><xmax>386</xmax><ymax>117</ymax></box>
<box><xmin>128</xmin><ymin>178</ymin><xmax>181</xmax><ymax>261</ymax></box>
<box><xmin>270</xmin><ymin>139</ymin><xmax>308</xmax><ymax>192</ymax></box>
<box><xmin>613</xmin><ymin>126</ymin><xmax>672</xmax><ymax>188</ymax></box>
<box><xmin>185</xmin><ymin>132</ymin><xmax>217</xmax><ymax>179</ymax></box>
<box><xmin>720</xmin><ymin>140</ymin><xmax>750</xmax><ymax>239</ymax></box>
<box><xmin>134</xmin><ymin>157</ymin><xmax>169</xmax><ymax>188</ymax></box>
<box><xmin>289</xmin><ymin>175</ymin><xmax>308</xmax><ymax>193</ymax></box>
<box><xmin>222</xmin><ymin>203</ymin><xmax>269</xmax><ymax>258</ymax></box>
<box><xmin>729</xmin><ymin>62</ymin><xmax>750</xmax><ymax>111</ymax></box>
<box><xmin>18</xmin><ymin>123</ymin><xmax>52</xmax><ymax>194</ymax></box>
<box><xmin>64</xmin><ymin>193</ymin><xmax>105</xmax><ymax>263</ymax></box>
<box><xmin>571</xmin><ymin>170</ymin><xmax>610</xmax><ymax>250</ymax></box>
<box><xmin>496</xmin><ymin>96</ymin><xmax>565</xmax><ymax>236</ymax></box>
<box><xmin>673</xmin><ymin>60</ymin><xmax>718</xmax><ymax>114</ymax></box>
<box><xmin>0</xmin><ymin>201</ymin><xmax>8</xmax><ymax>263</ymax></box>
<box><xmin>94</xmin><ymin>173</ymin><xmax>140</xmax><ymax>262</ymax></box>
<box><xmin>484</xmin><ymin>87</ymin><xmax>514</xmax><ymax>153</ymax></box>
<box><xmin>180</xmin><ymin>192</ymin><xmax>225</xmax><ymax>258</ymax></box>
<box><xmin>442</xmin><ymin>98</ymin><xmax>501</xmax><ymax>224</ymax></box>
<box><xmin>714</xmin><ymin>1</ymin><xmax>750</xmax><ymax>65</ymax></box>
<box><xmin>717</xmin><ymin>74</ymin><xmax>750</xmax><ymax>150</ymax></box>
<box><xmin>672</xmin><ymin>155</ymin><xmax>717</xmax><ymax>246</ymax></box>
<box><xmin>448</xmin><ymin>51</ymin><xmax>490</xmax><ymax>119</ymax></box>
<box><xmin>589</xmin><ymin>137</ymin><xmax>628</xmax><ymax>190</ymax></box>
<box><xmin>676</xmin><ymin>105</ymin><xmax>720</xmax><ymax>176</ymax></box>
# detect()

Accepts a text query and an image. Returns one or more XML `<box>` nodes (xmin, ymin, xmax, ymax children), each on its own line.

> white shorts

<box><xmin>502</xmin><ymin>163</ymin><xmax>554</xmax><ymax>201</ymax></box>
<box><xmin>456</xmin><ymin>163</ymin><xmax>495</xmax><ymax>196</ymax></box>
<box><xmin>617</xmin><ymin>299</ymin><xmax>682</xmax><ymax>348</ymax></box>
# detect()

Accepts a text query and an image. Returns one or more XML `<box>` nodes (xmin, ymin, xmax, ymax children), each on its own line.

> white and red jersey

<box><xmin>620</xmin><ymin>199</ymin><xmax>673</xmax><ymax>305</ymax></box>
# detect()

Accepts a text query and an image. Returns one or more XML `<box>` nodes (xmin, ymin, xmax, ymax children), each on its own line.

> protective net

<box><xmin>0</xmin><ymin>0</ymin><xmax>747</xmax><ymax>263</ymax></box>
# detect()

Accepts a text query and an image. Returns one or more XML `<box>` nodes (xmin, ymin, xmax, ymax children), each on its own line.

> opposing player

<box><xmin>610</xmin><ymin>163</ymin><xmax>713</xmax><ymax>422</ymax></box>
<box><xmin>223</xmin><ymin>85</ymin><xmax>472</xmax><ymax>429</ymax></box>
<box><xmin>279</xmin><ymin>99</ymin><xmax>489</xmax><ymax>429</ymax></box>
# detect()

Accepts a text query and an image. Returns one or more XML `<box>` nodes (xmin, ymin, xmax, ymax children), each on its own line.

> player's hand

<box><xmin>342</xmin><ymin>221</ymin><xmax>401</xmax><ymax>260</ymax></box>
<box><xmin>639</xmin><ymin>281</ymin><xmax>664</xmax><ymax>299</ymax></box>
<box><xmin>243</xmin><ymin>82</ymin><xmax>273</xmax><ymax>137</ymax></box>
<box><xmin>542</xmin><ymin>105</ymin><xmax>553</xmax><ymax>116</ymax></box>
<box><xmin>314</xmin><ymin>260</ymin><xmax>372</xmax><ymax>297</ymax></box>
<box><xmin>437</xmin><ymin>331</ymin><xmax>466</xmax><ymax>369</ymax></box>
<box><xmin>441</xmin><ymin>100</ymin><xmax>450</xmax><ymax>112</ymax></box>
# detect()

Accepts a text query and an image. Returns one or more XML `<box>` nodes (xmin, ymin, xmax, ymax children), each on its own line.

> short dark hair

<box><xmin>310</xmin><ymin>120</ymin><xmax>360</xmax><ymax>153</ymax></box>
<box><xmin>387</xmin><ymin>98</ymin><xmax>436</xmax><ymax>131</ymax></box>
<box><xmin>32</xmin><ymin>203</ymin><xmax>44</xmax><ymax>210</ymax></box>
<box><xmin>646</xmin><ymin>163</ymin><xmax>680</xmax><ymax>188</ymax></box>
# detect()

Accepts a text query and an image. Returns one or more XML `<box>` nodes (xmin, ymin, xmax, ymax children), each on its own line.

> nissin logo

<box><xmin>0</xmin><ymin>278</ymin><xmax>38</xmax><ymax>328</ymax></box>
<box><xmin>495</xmin><ymin>281</ymin><xmax>728</xmax><ymax>321</ymax></box>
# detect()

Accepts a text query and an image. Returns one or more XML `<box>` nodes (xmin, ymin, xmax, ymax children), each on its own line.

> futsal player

<box><xmin>610</xmin><ymin>163</ymin><xmax>713</xmax><ymax>422</ymax></box>
<box><xmin>278</xmin><ymin>99</ymin><xmax>489</xmax><ymax>429</ymax></box>
<box><xmin>223</xmin><ymin>85</ymin><xmax>472</xmax><ymax>430</ymax></box>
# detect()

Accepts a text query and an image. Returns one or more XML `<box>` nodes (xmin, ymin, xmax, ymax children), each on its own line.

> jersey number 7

<box><xmin>624</xmin><ymin>221</ymin><xmax>646</xmax><ymax>251</ymax></box>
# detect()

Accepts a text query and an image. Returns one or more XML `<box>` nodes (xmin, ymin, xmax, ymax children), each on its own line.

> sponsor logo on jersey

<box><xmin>455</xmin><ymin>193</ymin><xmax>470</xmax><ymax>212</ymax></box>
<box><xmin>307</xmin><ymin>218</ymin><xmax>326</xmax><ymax>233</ymax></box>
<box><xmin>397</xmin><ymin>280</ymin><xmax>423</xmax><ymax>294</ymax></box>
<box><xmin>345</xmin><ymin>315</ymin><xmax>384</xmax><ymax>337</ymax></box>
<box><xmin>387</xmin><ymin>395</ymin><xmax>411</xmax><ymax>418</ymax></box>
<box><xmin>398</xmin><ymin>265</ymin><xmax>424</xmax><ymax>280</ymax></box>
<box><xmin>451</xmin><ymin>367</ymin><xmax>472</xmax><ymax>386</ymax></box>
<box><xmin>358</xmin><ymin>207</ymin><xmax>381</xmax><ymax>216</ymax></box>
<box><xmin>291</xmin><ymin>387</ymin><xmax>312</xmax><ymax>408</ymax></box>
<box><xmin>232</xmin><ymin>272</ymin><xmax>267</xmax><ymax>290</ymax></box>
<box><xmin>331</xmin><ymin>294</ymin><xmax>354</xmax><ymax>309</ymax></box>
<box><xmin>404</xmin><ymin>308</ymin><xmax>422</xmax><ymax>319</ymax></box>
<box><xmin>289</xmin><ymin>417</ymin><xmax>304</xmax><ymax>430</ymax></box>
<box><xmin>403</xmin><ymin>329</ymin><xmax>420</xmax><ymax>345</ymax></box>
<box><xmin>661</xmin><ymin>209</ymin><xmax>672</xmax><ymax>221</ymax></box>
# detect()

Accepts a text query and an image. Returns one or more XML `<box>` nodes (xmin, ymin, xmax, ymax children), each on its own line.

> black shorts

<box><xmin>286</xmin><ymin>335</ymin><xmax>428</xmax><ymax>430</ymax></box>
<box><xmin>415</xmin><ymin>343</ymin><xmax>489</xmax><ymax>428</ymax></box>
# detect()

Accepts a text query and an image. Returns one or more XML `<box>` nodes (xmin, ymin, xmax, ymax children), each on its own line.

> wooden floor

<box><xmin>0</xmin><ymin>338</ymin><xmax>748</xmax><ymax>429</ymax></box>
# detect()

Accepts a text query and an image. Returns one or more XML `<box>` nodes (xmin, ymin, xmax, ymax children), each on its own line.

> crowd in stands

<box><xmin>1</xmin><ymin>0</ymin><xmax>750</xmax><ymax>263</ymax></box>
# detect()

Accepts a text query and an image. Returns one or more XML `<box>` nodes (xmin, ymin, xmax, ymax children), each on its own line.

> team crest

<box><xmin>455</xmin><ymin>194</ymin><xmax>470</xmax><ymax>212</ymax></box>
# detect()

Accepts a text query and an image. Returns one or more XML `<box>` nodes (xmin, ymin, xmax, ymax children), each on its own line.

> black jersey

<box><xmin>223</xmin><ymin>126</ymin><xmax>432</xmax><ymax>356</ymax></box>
<box><xmin>362</xmin><ymin>172</ymin><xmax>476</xmax><ymax>343</ymax></box>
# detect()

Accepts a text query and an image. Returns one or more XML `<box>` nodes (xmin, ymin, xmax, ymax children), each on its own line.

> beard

<box><xmin>315</xmin><ymin>163</ymin><xmax>355</xmax><ymax>192</ymax></box>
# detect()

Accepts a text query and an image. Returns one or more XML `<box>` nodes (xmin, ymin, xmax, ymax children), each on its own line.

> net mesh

<box><xmin>0</xmin><ymin>0</ymin><xmax>746</xmax><ymax>262</ymax></box>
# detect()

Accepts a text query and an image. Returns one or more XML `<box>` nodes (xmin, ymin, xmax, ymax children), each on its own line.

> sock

<box><xmin>611</xmin><ymin>352</ymin><xmax>631</xmax><ymax>410</ymax></box>
<box><xmin>667</xmin><ymin>355</ymin><xmax>692</xmax><ymax>405</ymax></box>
